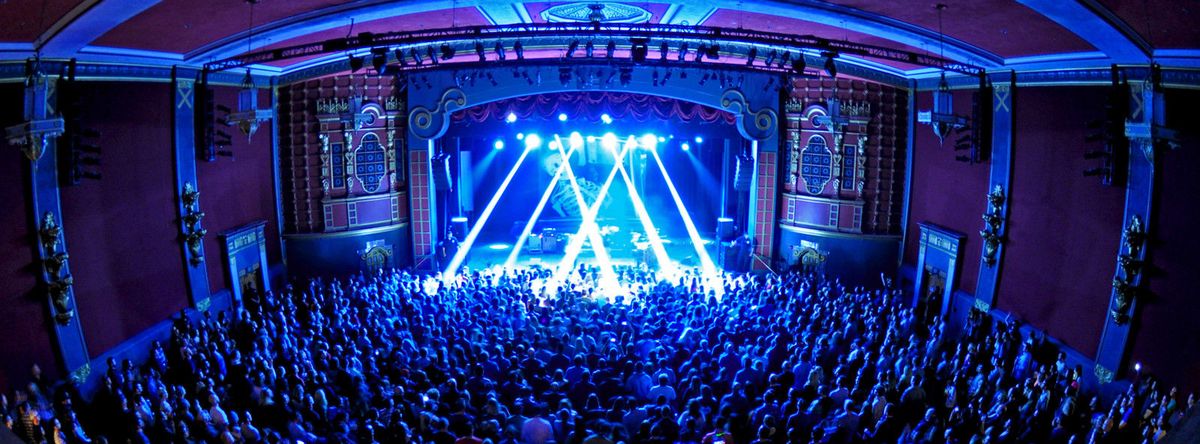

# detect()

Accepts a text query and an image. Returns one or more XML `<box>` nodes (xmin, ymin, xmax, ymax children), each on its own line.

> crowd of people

<box><xmin>2</xmin><ymin>265</ymin><xmax>1195</xmax><ymax>443</ymax></box>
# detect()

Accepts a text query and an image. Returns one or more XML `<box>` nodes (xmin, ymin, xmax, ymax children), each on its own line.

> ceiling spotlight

<box><xmin>694</xmin><ymin>136</ymin><xmax>704</xmax><ymax>144</ymax></box>
<box><xmin>495</xmin><ymin>42</ymin><xmax>507</xmax><ymax>61</ymax></box>
<box><xmin>440</xmin><ymin>44</ymin><xmax>456</xmax><ymax>61</ymax></box>
<box><xmin>348</xmin><ymin>54</ymin><xmax>364</xmax><ymax>72</ymax></box>
<box><xmin>823</xmin><ymin>52</ymin><xmax>837</xmax><ymax>78</ymax></box>
<box><xmin>394</xmin><ymin>49</ymin><xmax>407</xmax><ymax>67</ymax></box>
<box><xmin>475</xmin><ymin>42</ymin><xmax>486</xmax><ymax>61</ymax></box>
<box><xmin>678</xmin><ymin>42</ymin><xmax>688</xmax><ymax>61</ymax></box>
<box><xmin>695</xmin><ymin>44</ymin><xmax>707</xmax><ymax>62</ymax></box>
<box><xmin>427</xmin><ymin>46</ymin><xmax>439</xmax><ymax>65</ymax></box>
<box><xmin>606</xmin><ymin>40</ymin><xmax>616</xmax><ymax>59</ymax></box>
<box><xmin>506</xmin><ymin>112</ymin><xmax>517</xmax><ymax>123</ymax></box>
<box><xmin>514</xmin><ymin>41</ymin><xmax>525</xmax><ymax>60</ymax></box>
<box><xmin>764</xmin><ymin>49</ymin><xmax>777</xmax><ymax>67</ymax></box>
<box><xmin>558</xmin><ymin>113</ymin><xmax>568</xmax><ymax>122</ymax></box>
<box><xmin>410</xmin><ymin>48</ymin><xmax>423</xmax><ymax>65</ymax></box>
<box><xmin>567</xmin><ymin>40</ymin><xmax>580</xmax><ymax>58</ymax></box>
<box><xmin>585</xmin><ymin>40</ymin><xmax>595</xmax><ymax>58</ymax></box>
<box><xmin>681</xmin><ymin>142</ymin><xmax>690</xmax><ymax>151</ymax></box>
<box><xmin>494</xmin><ymin>139</ymin><xmax>505</xmax><ymax>150</ymax></box>
<box><xmin>659</xmin><ymin>42</ymin><xmax>669</xmax><ymax>61</ymax></box>
<box><xmin>778</xmin><ymin>51</ymin><xmax>790</xmax><ymax>69</ymax></box>
<box><xmin>706</xmin><ymin>44</ymin><xmax>720</xmax><ymax>60</ymax></box>
<box><xmin>631</xmin><ymin>38</ymin><xmax>649</xmax><ymax>63</ymax></box>
<box><xmin>601</xmin><ymin>113</ymin><xmax>612</xmax><ymax>124</ymax></box>
<box><xmin>746</xmin><ymin>47</ymin><xmax>758</xmax><ymax>66</ymax></box>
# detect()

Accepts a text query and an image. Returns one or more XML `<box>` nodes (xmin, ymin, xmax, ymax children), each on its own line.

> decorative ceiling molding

<box><xmin>1016</xmin><ymin>0</ymin><xmax>1150</xmax><ymax>62</ymax></box>
<box><xmin>540</xmin><ymin>3</ymin><xmax>652</xmax><ymax>24</ymax></box>
<box><xmin>37</xmin><ymin>0</ymin><xmax>162</xmax><ymax>57</ymax></box>
<box><xmin>475</xmin><ymin>3</ymin><xmax>530</xmax><ymax>25</ymax></box>
<box><xmin>182</xmin><ymin>0</ymin><xmax>1004</xmax><ymax>68</ymax></box>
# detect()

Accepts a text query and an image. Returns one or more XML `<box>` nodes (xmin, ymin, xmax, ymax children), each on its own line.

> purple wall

<box><xmin>0</xmin><ymin>84</ymin><xmax>59</xmax><ymax>393</ymax></box>
<box><xmin>1132</xmin><ymin>89</ymin><xmax>1200</xmax><ymax>393</ymax></box>
<box><xmin>995</xmin><ymin>87</ymin><xmax>1125</xmax><ymax>357</ymax></box>
<box><xmin>904</xmin><ymin>90</ymin><xmax>988</xmax><ymax>293</ymax></box>
<box><xmin>197</xmin><ymin>86</ymin><xmax>281</xmax><ymax>295</ymax></box>
<box><xmin>59</xmin><ymin>82</ymin><xmax>190</xmax><ymax>359</ymax></box>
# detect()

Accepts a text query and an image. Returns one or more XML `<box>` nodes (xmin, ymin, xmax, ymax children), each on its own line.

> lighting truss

<box><xmin>206</xmin><ymin>23</ymin><xmax>984</xmax><ymax>76</ymax></box>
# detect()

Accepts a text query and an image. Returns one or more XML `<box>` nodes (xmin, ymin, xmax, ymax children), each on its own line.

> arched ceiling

<box><xmin>1</xmin><ymin>0</ymin><xmax>1196</xmax><ymax>82</ymax></box>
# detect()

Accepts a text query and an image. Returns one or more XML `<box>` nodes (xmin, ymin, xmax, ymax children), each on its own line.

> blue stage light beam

<box><xmin>648</xmin><ymin>147</ymin><xmax>717</xmax><ymax>277</ymax></box>
<box><xmin>611</xmin><ymin>135</ymin><xmax>673</xmax><ymax>274</ymax></box>
<box><xmin>442</xmin><ymin>143</ymin><xmax>534</xmax><ymax>281</ymax></box>
<box><xmin>504</xmin><ymin>143</ymin><xmax>581</xmax><ymax>267</ymax></box>
<box><xmin>552</xmin><ymin>134</ymin><xmax>625</xmax><ymax>285</ymax></box>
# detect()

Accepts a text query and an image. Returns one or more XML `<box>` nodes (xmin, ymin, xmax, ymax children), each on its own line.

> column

<box><xmin>974</xmin><ymin>73</ymin><xmax>1015</xmax><ymax>309</ymax></box>
<box><xmin>19</xmin><ymin>71</ymin><xmax>90</xmax><ymax>375</ymax></box>
<box><xmin>171</xmin><ymin>67</ymin><xmax>212</xmax><ymax>308</ymax></box>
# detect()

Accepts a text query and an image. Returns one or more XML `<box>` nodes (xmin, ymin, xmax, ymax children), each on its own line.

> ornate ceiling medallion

<box><xmin>541</xmin><ymin>3</ymin><xmax>652</xmax><ymax>24</ymax></box>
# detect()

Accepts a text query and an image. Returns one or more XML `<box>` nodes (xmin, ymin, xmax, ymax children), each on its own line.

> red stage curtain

<box><xmin>452</xmin><ymin>92</ymin><xmax>737</xmax><ymax>124</ymax></box>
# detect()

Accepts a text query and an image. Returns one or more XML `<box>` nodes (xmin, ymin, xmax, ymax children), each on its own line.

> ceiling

<box><xmin>0</xmin><ymin>0</ymin><xmax>1195</xmax><ymax>81</ymax></box>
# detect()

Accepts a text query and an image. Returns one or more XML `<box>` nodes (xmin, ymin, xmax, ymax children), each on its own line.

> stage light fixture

<box><xmin>559</xmin><ymin>67</ymin><xmax>572</xmax><ymax>86</ymax></box>
<box><xmin>631</xmin><ymin>38</ymin><xmax>649</xmax><ymax>63</ymax></box>
<box><xmin>778</xmin><ymin>51</ymin><xmax>790</xmax><ymax>69</ymax></box>
<box><xmin>558</xmin><ymin>113</ymin><xmax>568</xmax><ymax>122</ymax></box>
<box><xmin>348</xmin><ymin>54</ymin><xmax>364</xmax><ymax>72</ymax></box>
<box><xmin>619</xmin><ymin>66</ymin><xmax>631</xmax><ymax>86</ymax></box>
<box><xmin>678</xmin><ymin>42</ymin><xmax>688</xmax><ymax>61</ymax></box>
<box><xmin>370</xmin><ymin>48</ymin><xmax>388</xmax><ymax>74</ymax></box>
<box><xmin>746</xmin><ymin>47</ymin><xmax>758</xmax><ymax>66</ymax></box>
<box><xmin>659</xmin><ymin>42</ymin><xmax>669</xmax><ymax>61</ymax></box>
<box><xmin>567</xmin><ymin>40</ymin><xmax>580</xmax><ymax>58</ymax></box>
<box><xmin>606</xmin><ymin>40</ymin><xmax>616</xmax><ymax>59</ymax></box>
<box><xmin>487</xmin><ymin>72</ymin><xmax>498</xmax><ymax>86</ymax></box>
<box><xmin>681</xmin><ymin>142</ymin><xmax>691</xmax><ymax>151</ymax></box>
<box><xmin>516</xmin><ymin>132</ymin><xmax>525</xmax><ymax>140</ymax></box>
<box><xmin>494</xmin><ymin>139</ymin><xmax>505</xmax><ymax>150</ymax></box>
<box><xmin>524</xmin><ymin>133</ymin><xmax>541</xmax><ymax>149</ymax></box>
<box><xmin>514</xmin><ymin>41</ymin><xmax>524</xmax><ymax>60</ymax></box>
<box><xmin>764</xmin><ymin>49</ymin><xmax>777</xmax><ymax>67</ymax></box>
<box><xmin>601</xmin><ymin>113</ymin><xmax>612</xmax><ymax>124</ymax></box>
<box><xmin>695</xmin><ymin>44</ymin><xmax>707</xmax><ymax>62</ymax></box>
<box><xmin>601</xmin><ymin>132</ymin><xmax>618</xmax><ymax>151</ymax></box>
<box><xmin>658</xmin><ymin>136</ymin><xmax>666</xmax><ymax>143</ymax></box>
<box><xmin>506</xmin><ymin>112</ymin><xmax>518</xmax><ymax>123</ymax></box>
<box><xmin>706</xmin><ymin>44</ymin><xmax>720</xmax><ymax>60</ymax></box>
<box><xmin>495</xmin><ymin>42</ymin><xmax>507</xmax><ymax>61</ymax></box>
<box><xmin>695</xmin><ymin>136</ymin><xmax>704</xmax><ymax>144</ymax></box>
<box><xmin>652</xmin><ymin>69</ymin><xmax>659</xmax><ymax>87</ymax></box>
<box><xmin>792</xmin><ymin>55</ymin><xmax>807</xmax><ymax>74</ymax></box>
<box><xmin>410</xmin><ymin>48</ymin><xmax>423</xmax><ymax>65</ymax></box>
<box><xmin>475</xmin><ymin>42</ymin><xmax>486</xmax><ymax>61</ymax></box>
<box><xmin>823</xmin><ymin>52</ymin><xmax>837</xmax><ymax>77</ymax></box>
<box><xmin>393</xmin><ymin>49</ymin><xmax>407</xmax><ymax>67</ymax></box>
<box><xmin>640</xmin><ymin>134</ymin><xmax>658</xmax><ymax>150</ymax></box>
<box><xmin>569</xmin><ymin>132</ymin><xmax>584</xmax><ymax>149</ymax></box>
<box><xmin>427</xmin><ymin>46</ymin><xmax>439</xmax><ymax>65</ymax></box>
<box><xmin>440</xmin><ymin>44</ymin><xmax>456</xmax><ymax>61</ymax></box>
<box><xmin>586</xmin><ymin>41</ymin><xmax>595</xmax><ymax>58</ymax></box>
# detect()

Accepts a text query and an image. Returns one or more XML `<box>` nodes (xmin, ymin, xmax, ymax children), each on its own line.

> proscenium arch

<box><xmin>403</xmin><ymin>62</ymin><xmax>780</xmax><ymax>266</ymax></box>
<box><xmin>404</xmin><ymin>63</ymin><xmax>780</xmax><ymax>144</ymax></box>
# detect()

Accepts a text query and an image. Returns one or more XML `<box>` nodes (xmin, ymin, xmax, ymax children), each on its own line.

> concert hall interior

<box><xmin>3</xmin><ymin>1</ymin><xmax>1200</xmax><ymax>442</ymax></box>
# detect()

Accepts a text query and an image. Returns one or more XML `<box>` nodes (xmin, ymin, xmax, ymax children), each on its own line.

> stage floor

<box><xmin>460</xmin><ymin>237</ymin><xmax>715</xmax><ymax>272</ymax></box>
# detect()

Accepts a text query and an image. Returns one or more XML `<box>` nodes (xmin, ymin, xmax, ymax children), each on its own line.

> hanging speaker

<box><xmin>733</xmin><ymin>154</ymin><xmax>754</xmax><ymax>191</ymax></box>
<box><xmin>449</xmin><ymin>217</ymin><xmax>468</xmax><ymax>240</ymax></box>
<box><xmin>432</xmin><ymin>153</ymin><xmax>452</xmax><ymax>191</ymax></box>
<box><xmin>717</xmin><ymin>217</ymin><xmax>735</xmax><ymax>241</ymax></box>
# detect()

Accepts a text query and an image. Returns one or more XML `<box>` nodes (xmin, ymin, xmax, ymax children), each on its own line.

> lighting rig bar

<box><xmin>204</xmin><ymin>23</ymin><xmax>983</xmax><ymax>76</ymax></box>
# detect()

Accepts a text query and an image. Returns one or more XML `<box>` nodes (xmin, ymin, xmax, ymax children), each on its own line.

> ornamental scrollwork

<box><xmin>979</xmin><ymin>185</ymin><xmax>1006</xmax><ymax>266</ymax></box>
<box><xmin>1110</xmin><ymin>215</ymin><xmax>1146</xmax><ymax>324</ymax></box>
<box><xmin>39</xmin><ymin>212</ymin><xmax>74</xmax><ymax>324</ymax></box>
<box><xmin>180</xmin><ymin>182</ymin><xmax>206</xmax><ymax>266</ymax></box>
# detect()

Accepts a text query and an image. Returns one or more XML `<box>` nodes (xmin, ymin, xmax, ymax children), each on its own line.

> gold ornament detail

<box><xmin>1110</xmin><ymin>216</ymin><xmax>1146</xmax><ymax>324</ymax></box>
<box><xmin>979</xmin><ymin>185</ymin><xmax>1006</xmax><ymax>266</ymax></box>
